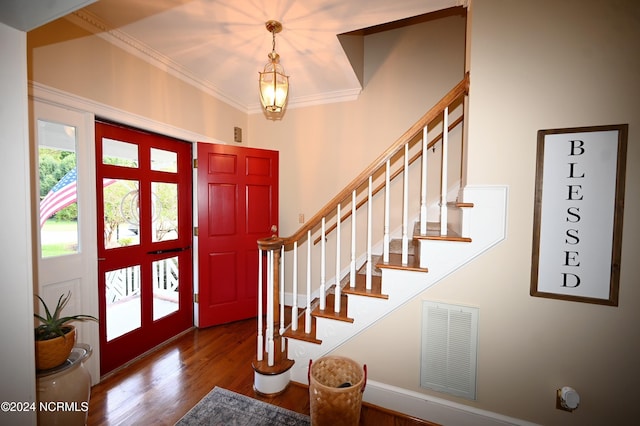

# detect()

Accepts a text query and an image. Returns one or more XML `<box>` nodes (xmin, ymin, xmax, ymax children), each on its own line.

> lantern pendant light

<box><xmin>258</xmin><ymin>20</ymin><xmax>289</xmax><ymax>113</ymax></box>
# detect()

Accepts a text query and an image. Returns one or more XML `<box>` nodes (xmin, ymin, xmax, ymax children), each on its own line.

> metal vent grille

<box><xmin>421</xmin><ymin>301</ymin><xmax>478</xmax><ymax>400</ymax></box>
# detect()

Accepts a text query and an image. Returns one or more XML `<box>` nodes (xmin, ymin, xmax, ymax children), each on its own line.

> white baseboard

<box><xmin>362</xmin><ymin>380</ymin><xmax>540</xmax><ymax>426</ymax></box>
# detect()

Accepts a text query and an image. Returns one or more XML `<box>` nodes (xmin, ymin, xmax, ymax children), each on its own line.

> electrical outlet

<box><xmin>298</xmin><ymin>213</ymin><xmax>304</xmax><ymax>223</ymax></box>
<box><xmin>556</xmin><ymin>388</ymin><xmax>580</xmax><ymax>412</ymax></box>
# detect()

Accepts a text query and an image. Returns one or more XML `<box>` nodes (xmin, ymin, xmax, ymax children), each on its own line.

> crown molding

<box><xmin>65</xmin><ymin>9</ymin><xmax>362</xmax><ymax>115</ymax></box>
<box><xmin>66</xmin><ymin>10</ymin><xmax>249</xmax><ymax>113</ymax></box>
<box><xmin>247</xmin><ymin>87</ymin><xmax>362</xmax><ymax>114</ymax></box>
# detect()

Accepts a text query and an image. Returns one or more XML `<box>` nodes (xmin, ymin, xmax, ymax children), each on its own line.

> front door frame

<box><xmin>30</xmin><ymin>98</ymin><xmax>101</xmax><ymax>382</ymax></box>
<box><xmin>31</xmin><ymin>83</ymin><xmax>224</xmax><ymax>381</ymax></box>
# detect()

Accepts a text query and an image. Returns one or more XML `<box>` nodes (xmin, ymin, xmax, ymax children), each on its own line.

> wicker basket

<box><xmin>309</xmin><ymin>356</ymin><xmax>367</xmax><ymax>426</ymax></box>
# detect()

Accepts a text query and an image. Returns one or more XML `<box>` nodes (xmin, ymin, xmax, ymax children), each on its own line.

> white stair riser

<box><xmin>288</xmin><ymin>186</ymin><xmax>508</xmax><ymax>385</ymax></box>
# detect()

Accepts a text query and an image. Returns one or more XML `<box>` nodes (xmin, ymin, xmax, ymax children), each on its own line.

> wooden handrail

<box><xmin>312</xmin><ymin>115</ymin><xmax>465</xmax><ymax>244</ymax></box>
<box><xmin>277</xmin><ymin>73</ymin><xmax>469</xmax><ymax>246</ymax></box>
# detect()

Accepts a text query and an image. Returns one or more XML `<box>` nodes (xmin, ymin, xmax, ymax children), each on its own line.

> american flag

<box><xmin>40</xmin><ymin>168</ymin><xmax>78</xmax><ymax>227</ymax></box>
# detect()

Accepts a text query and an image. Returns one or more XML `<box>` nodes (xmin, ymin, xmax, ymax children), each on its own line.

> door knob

<box><xmin>271</xmin><ymin>225</ymin><xmax>277</xmax><ymax>233</ymax></box>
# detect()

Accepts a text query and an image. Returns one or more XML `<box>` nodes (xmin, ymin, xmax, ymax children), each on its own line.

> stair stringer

<box><xmin>287</xmin><ymin>185</ymin><xmax>508</xmax><ymax>385</ymax></box>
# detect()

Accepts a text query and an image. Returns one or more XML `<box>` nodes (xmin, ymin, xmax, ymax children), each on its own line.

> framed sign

<box><xmin>531</xmin><ymin>124</ymin><xmax>628</xmax><ymax>306</ymax></box>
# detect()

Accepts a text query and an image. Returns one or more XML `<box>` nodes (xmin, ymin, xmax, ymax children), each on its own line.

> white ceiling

<box><xmin>5</xmin><ymin>0</ymin><xmax>463</xmax><ymax>113</ymax></box>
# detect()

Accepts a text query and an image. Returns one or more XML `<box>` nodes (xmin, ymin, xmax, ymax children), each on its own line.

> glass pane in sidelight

<box><xmin>151</xmin><ymin>182</ymin><xmax>178</xmax><ymax>243</ymax></box>
<box><xmin>103</xmin><ymin>179</ymin><xmax>141</xmax><ymax>248</ymax></box>
<box><xmin>37</xmin><ymin>120</ymin><xmax>79</xmax><ymax>258</ymax></box>
<box><xmin>105</xmin><ymin>265</ymin><xmax>141</xmax><ymax>341</ymax></box>
<box><xmin>102</xmin><ymin>138</ymin><xmax>138</xmax><ymax>168</ymax></box>
<box><xmin>151</xmin><ymin>148</ymin><xmax>177</xmax><ymax>173</ymax></box>
<box><xmin>152</xmin><ymin>256</ymin><xmax>180</xmax><ymax>320</ymax></box>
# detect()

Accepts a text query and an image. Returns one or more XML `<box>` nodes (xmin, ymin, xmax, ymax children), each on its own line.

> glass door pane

<box><xmin>105</xmin><ymin>265</ymin><xmax>141</xmax><ymax>341</ymax></box>
<box><xmin>152</xmin><ymin>182</ymin><xmax>178</xmax><ymax>243</ymax></box>
<box><xmin>37</xmin><ymin>120</ymin><xmax>79</xmax><ymax>258</ymax></box>
<box><xmin>103</xmin><ymin>179</ymin><xmax>140</xmax><ymax>248</ymax></box>
<box><xmin>153</xmin><ymin>256</ymin><xmax>180</xmax><ymax>320</ymax></box>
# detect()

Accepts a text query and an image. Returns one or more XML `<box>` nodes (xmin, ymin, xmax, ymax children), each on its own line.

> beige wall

<box><xmin>334</xmin><ymin>1</ymin><xmax>640</xmax><ymax>425</ymax></box>
<box><xmin>28</xmin><ymin>17</ymin><xmax>247</xmax><ymax>145</ymax></box>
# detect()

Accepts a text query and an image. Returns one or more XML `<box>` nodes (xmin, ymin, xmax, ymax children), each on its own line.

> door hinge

<box><xmin>193</xmin><ymin>158</ymin><xmax>198</xmax><ymax>168</ymax></box>
<box><xmin>193</xmin><ymin>226</ymin><xmax>198</xmax><ymax>236</ymax></box>
<box><xmin>194</xmin><ymin>293</ymin><xmax>199</xmax><ymax>303</ymax></box>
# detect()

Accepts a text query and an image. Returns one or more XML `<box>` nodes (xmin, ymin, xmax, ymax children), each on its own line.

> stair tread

<box><xmin>377</xmin><ymin>253</ymin><xmax>428</xmax><ymax>272</ymax></box>
<box><xmin>312</xmin><ymin>293</ymin><xmax>354</xmax><ymax>323</ymax></box>
<box><xmin>252</xmin><ymin>357</ymin><xmax>295</xmax><ymax>375</ymax></box>
<box><xmin>414</xmin><ymin>228</ymin><xmax>472</xmax><ymax>242</ymax></box>
<box><xmin>342</xmin><ymin>274</ymin><xmax>388</xmax><ymax>299</ymax></box>
<box><xmin>283</xmin><ymin>312</ymin><xmax>322</xmax><ymax>344</ymax></box>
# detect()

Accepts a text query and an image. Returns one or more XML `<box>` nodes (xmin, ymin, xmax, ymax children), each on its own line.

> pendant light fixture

<box><xmin>258</xmin><ymin>20</ymin><xmax>289</xmax><ymax>113</ymax></box>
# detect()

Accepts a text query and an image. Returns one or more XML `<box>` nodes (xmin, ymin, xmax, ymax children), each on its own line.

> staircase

<box><xmin>252</xmin><ymin>73</ymin><xmax>507</xmax><ymax>393</ymax></box>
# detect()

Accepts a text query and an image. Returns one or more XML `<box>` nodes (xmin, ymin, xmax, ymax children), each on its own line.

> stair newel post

<box><xmin>257</xmin><ymin>249</ymin><xmax>264</xmax><ymax>361</ymax></box>
<box><xmin>440</xmin><ymin>106</ymin><xmax>449</xmax><ymax>236</ymax></box>
<box><xmin>402</xmin><ymin>143</ymin><xmax>409</xmax><ymax>265</ymax></box>
<box><xmin>334</xmin><ymin>203</ymin><xmax>342</xmax><ymax>313</ymax></box>
<box><xmin>256</xmin><ymin>237</ymin><xmax>284</xmax><ymax>367</ymax></box>
<box><xmin>420</xmin><ymin>126</ymin><xmax>429</xmax><ymax>235</ymax></box>
<box><xmin>305</xmin><ymin>230</ymin><xmax>312</xmax><ymax>334</ymax></box>
<box><xmin>320</xmin><ymin>217</ymin><xmax>326</xmax><ymax>311</ymax></box>
<box><xmin>253</xmin><ymin>238</ymin><xmax>294</xmax><ymax>396</ymax></box>
<box><xmin>383</xmin><ymin>160</ymin><xmax>390</xmax><ymax>263</ymax></box>
<box><xmin>350</xmin><ymin>190</ymin><xmax>357</xmax><ymax>288</ymax></box>
<box><xmin>366</xmin><ymin>175</ymin><xmax>373</xmax><ymax>290</ymax></box>
<box><xmin>291</xmin><ymin>241</ymin><xmax>299</xmax><ymax>332</ymax></box>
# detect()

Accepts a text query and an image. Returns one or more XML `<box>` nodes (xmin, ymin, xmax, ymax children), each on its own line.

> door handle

<box><xmin>271</xmin><ymin>225</ymin><xmax>277</xmax><ymax>233</ymax></box>
<box><xmin>147</xmin><ymin>246</ymin><xmax>191</xmax><ymax>255</ymax></box>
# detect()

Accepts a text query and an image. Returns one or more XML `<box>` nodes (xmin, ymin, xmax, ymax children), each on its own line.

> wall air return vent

<box><xmin>421</xmin><ymin>301</ymin><xmax>478</xmax><ymax>400</ymax></box>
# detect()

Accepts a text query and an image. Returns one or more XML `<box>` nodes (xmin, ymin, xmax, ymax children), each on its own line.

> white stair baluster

<box><xmin>366</xmin><ymin>176</ymin><xmax>372</xmax><ymax>290</ymax></box>
<box><xmin>320</xmin><ymin>217</ymin><xmax>326</xmax><ymax>311</ymax></box>
<box><xmin>440</xmin><ymin>107</ymin><xmax>449</xmax><ymax>236</ymax></box>
<box><xmin>420</xmin><ymin>126</ymin><xmax>428</xmax><ymax>235</ymax></box>
<box><xmin>383</xmin><ymin>160</ymin><xmax>390</xmax><ymax>263</ymax></box>
<box><xmin>279</xmin><ymin>245</ymin><xmax>285</xmax><ymax>352</ymax></box>
<box><xmin>291</xmin><ymin>241</ymin><xmax>298</xmax><ymax>332</ymax></box>
<box><xmin>350</xmin><ymin>190</ymin><xmax>356</xmax><ymax>288</ymax></box>
<box><xmin>267</xmin><ymin>250</ymin><xmax>274</xmax><ymax>366</ymax></box>
<box><xmin>305</xmin><ymin>231</ymin><xmax>312</xmax><ymax>334</ymax></box>
<box><xmin>402</xmin><ymin>144</ymin><xmax>409</xmax><ymax>265</ymax></box>
<box><xmin>334</xmin><ymin>204</ymin><xmax>341</xmax><ymax>313</ymax></box>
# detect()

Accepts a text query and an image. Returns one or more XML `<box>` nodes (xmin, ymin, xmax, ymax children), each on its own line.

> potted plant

<box><xmin>34</xmin><ymin>292</ymin><xmax>98</xmax><ymax>370</ymax></box>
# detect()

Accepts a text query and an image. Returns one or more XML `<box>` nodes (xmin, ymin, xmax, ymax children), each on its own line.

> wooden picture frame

<box><xmin>530</xmin><ymin>124</ymin><xmax>628</xmax><ymax>306</ymax></box>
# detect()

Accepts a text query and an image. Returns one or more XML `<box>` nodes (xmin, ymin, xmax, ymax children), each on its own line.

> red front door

<box><xmin>96</xmin><ymin>121</ymin><xmax>193</xmax><ymax>374</ymax></box>
<box><xmin>197</xmin><ymin>143</ymin><xmax>278</xmax><ymax>327</ymax></box>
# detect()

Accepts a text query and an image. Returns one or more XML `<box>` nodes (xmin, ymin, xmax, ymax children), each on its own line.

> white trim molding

<box><xmin>363</xmin><ymin>380</ymin><xmax>540</xmax><ymax>426</ymax></box>
<box><xmin>29</xmin><ymin>82</ymin><xmax>221</xmax><ymax>145</ymax></box>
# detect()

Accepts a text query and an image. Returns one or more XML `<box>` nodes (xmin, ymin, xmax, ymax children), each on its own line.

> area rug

<box><xmin>175</xmin><ymin>387</ymin><xmax>310</xmax><ymax>426</ymax></box>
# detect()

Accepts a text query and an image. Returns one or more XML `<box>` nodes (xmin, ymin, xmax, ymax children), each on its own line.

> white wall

<box><xmin>335</xmin><ymin>1</ymin><xmax>640</xmax><ymax>425</ymax></box>
<box><xmin>0</xmin><ymin>22</ymin><xmax>37</xmax><ymax>426</ymax></box>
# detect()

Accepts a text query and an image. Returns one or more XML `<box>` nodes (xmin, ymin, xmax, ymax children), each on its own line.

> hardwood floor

<box><xmin>87</xmin><ymin>317</ymin><xmax>437</xmax><ymax>425</ymax></box>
